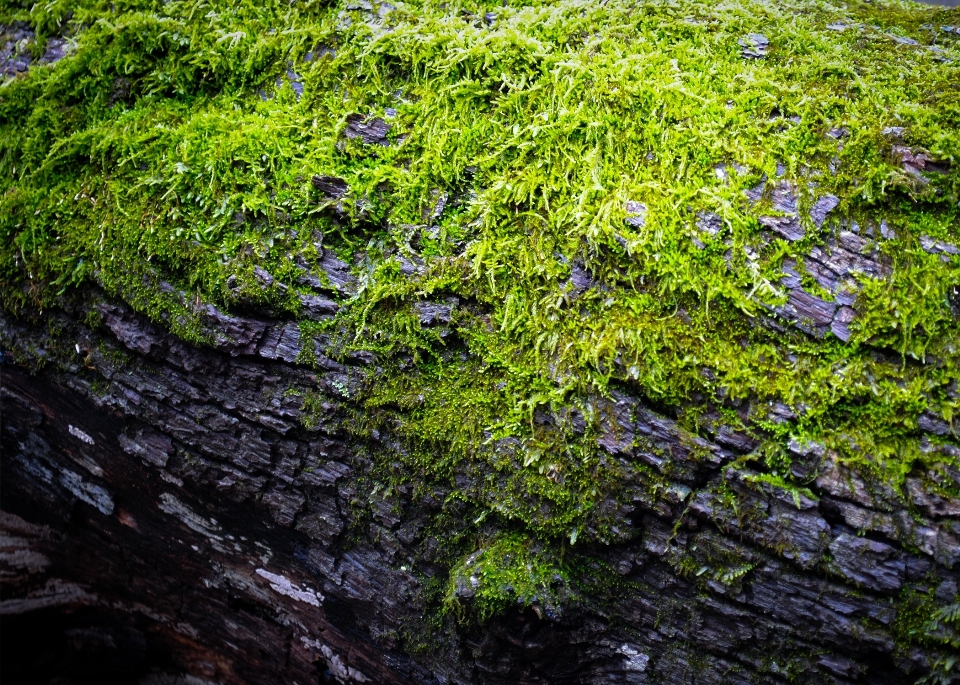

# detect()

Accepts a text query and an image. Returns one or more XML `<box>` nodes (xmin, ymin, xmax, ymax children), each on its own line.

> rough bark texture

<box><xmin>2</xmin><ymin>282</ymin><xmax>958</xmax><ymax>684</ymax></box>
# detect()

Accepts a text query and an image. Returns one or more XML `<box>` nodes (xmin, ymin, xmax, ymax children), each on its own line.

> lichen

<box><xmin>2</xmin><ymin>0</ymin><xmax>959</xmax><ymax>645</ymax></box>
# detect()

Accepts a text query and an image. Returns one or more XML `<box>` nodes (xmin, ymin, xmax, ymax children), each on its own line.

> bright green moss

<box><xmin>2</xmin><ymin>0</ymin><xmax>960</xmax><ymax>633</ymax></box>
<box><xmin>445</xmin><ymin>532</ymin><xmax>570</xmax><ymax>621</ymax></box>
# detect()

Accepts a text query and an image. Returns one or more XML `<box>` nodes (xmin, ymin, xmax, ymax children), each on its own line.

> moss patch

<box><xmin>3</xmin><ymin>0</ymin><xmax>960</xmax><ymax>637</ymax></box>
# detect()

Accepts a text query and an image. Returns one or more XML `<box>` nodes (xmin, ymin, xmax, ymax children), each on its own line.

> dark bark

<box><xmin>2</xmin><ymin>288</ymin><xmax>958</xmax><ymax>685</ymax></box>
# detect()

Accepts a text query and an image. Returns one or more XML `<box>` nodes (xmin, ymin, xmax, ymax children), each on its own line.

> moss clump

<box><xmin>2</xmin><ymin>0</ymin><xmax>960</xmax><ymax>639</ymax></box>
<box><xmin>445</xmin><ymin>532</ymin><xmax>570</xmax><ymax>621</ymax></box>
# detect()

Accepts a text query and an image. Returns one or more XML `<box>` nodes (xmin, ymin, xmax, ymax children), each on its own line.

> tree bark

<box><xmin>2</xmin><ymin>287</ymin><xmax>958</xmax><ymax>684</ymax></box>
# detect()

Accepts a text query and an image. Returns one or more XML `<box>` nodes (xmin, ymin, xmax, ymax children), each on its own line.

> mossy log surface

<box><xmin>2</xmin><ymin>0</ymin><xmax>960</xmax><ymax>683</ymax></box>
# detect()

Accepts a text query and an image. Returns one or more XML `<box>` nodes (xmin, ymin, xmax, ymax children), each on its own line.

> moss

<box><xmin>894</xmin><ymin>586</ymin><xmax>960</xmax><ymax>682</ymax></box>
<box><xmin>444</xmin><ymin>531</ymin><xmax>570</xmax><ymax>620</ymax></box>
<box><xmin>677</xmin><ymin>528</ymin><xmax>759</xmax><ymax>591</ymax></box>
<box><xmin>3</xmin><ymin>0</ymin><xmax>960</xmax><ymax>638</ymax></box>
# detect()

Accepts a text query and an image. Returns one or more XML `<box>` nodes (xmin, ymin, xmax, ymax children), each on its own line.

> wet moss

<box><xmin>444</xmin><ymin>531</ymin><xmax>571</xmax><ymax>621</ymax></box>
<box><xmin>2</xmin><ymin>0</ymin><xmax>959</xmax><ymax>641</ymax></box>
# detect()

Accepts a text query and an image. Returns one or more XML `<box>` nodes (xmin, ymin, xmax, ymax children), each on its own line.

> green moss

<box><xmin>894</xmin><ymin>586</ymin><xmax>960</xmax><ymax>682</ymax></box>
<box><xmin>3</xmin><ymin>0</ymin><xmax>960</xmax><ymax>635</ymax></box>
<box><xmin>445</xmin><ymin>532</ymin><xmax>570</xmax><ymax>621</ymax></box>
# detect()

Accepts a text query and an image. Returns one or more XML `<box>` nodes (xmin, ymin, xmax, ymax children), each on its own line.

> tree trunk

<box><xmin>3</xmin><ymin>1</ymin><xmax>960</xmax><ymax>682</ymax></box>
